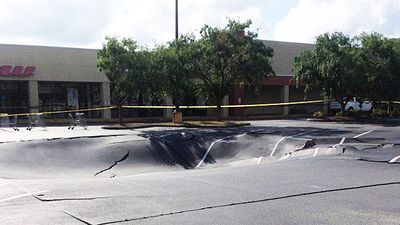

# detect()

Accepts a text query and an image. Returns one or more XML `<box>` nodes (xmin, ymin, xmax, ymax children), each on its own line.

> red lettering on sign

<box><xmin>22</xmin><ymin>66</ymin><xmax>35</xmax><ymax>76</ymax></box>
<box><xmin>0</xmin><ymin>65</ymin><xmax>35</xmax><ymax>76</ymax></box>
<box><xmin>11</xmin><ymin>66</ymin><xmax>24</xmax><ymax>75</ymax></box>
<box><xmin>0</xmin><ymin>65</ymin><xmax>12</xmax><ymax>76</ymax></box>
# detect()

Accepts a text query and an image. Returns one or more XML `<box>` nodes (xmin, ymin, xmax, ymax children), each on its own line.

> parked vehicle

<box><xmin>329</xmin><ymin>97</ymin><xmax>373</xmax><ymax>112</ymax></box>
<box><xmin>345</xmin><ymin>97</ymin><xmax>373</xmax><ymax>112</ymax></box>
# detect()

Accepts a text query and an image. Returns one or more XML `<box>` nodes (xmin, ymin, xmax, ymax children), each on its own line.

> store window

<box><xmin>38</xmin><ymin>82</ymin><xmax>101</xmax><ymax>118</ymax></box>
<box><xmin>0</xmin><ymin>81</ymin><xmax>29</xmax><ymax>114</ymax></box>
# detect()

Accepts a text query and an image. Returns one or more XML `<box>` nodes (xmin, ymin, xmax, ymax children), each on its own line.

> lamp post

<box><xmin>175</xmin><ymin>0</ymin><xmax>178</xmax><ymax>40</ymax></box>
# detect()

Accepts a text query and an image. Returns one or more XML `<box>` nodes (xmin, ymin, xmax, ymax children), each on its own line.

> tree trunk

<box><xmin>175</xmin><ymin>104</ymin><xmax>180</xmax><ymax>112</ymax></box>
<box><xmin>339</xmin><ymin>101</ymin><xmax>346</xmax><ymax>115</ymax></box>
<box><xmin>117</xmin><ymin>105</ymin><xmax>123</xmax><ymax>125</ymax></box>
<box><xmin>172</xmin><ymin>97</ymin><xmax>180</xmax><ymax>112</ymax></box>
<box><xmin>387</xmin><ymin>101</ymin><xmax>392</xmax><ymax>116</ymax></box>
<box><xmin>216</xmin><ymin>104</ymin><xmax>222</xmax><ymax>121</ymax></box>
<box><xmin>213</xmin><ymin>92</ymin><xmax>226</xmax><ymax>121</ymax></box>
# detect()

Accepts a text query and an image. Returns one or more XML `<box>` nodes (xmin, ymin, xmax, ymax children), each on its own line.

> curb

<box><xmin>102</xmin><ymin>122</ymin><xmax>251</xmax><ymax>130</ymax></box>
<box><xmin>307</xmin><ymin>117</ymin><xmax>400</xmax><ymax>124</ymax></box>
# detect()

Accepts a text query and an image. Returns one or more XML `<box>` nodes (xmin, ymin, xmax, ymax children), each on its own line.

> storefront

<box><xmin>0</xmin><ymin>44</ymin><xmax>111</xmax><ymax>119</ymax></box>
<box><xmin>0</xmin><ymin>80</ymin><xmax>29</xmax><ymax>114</ymax></box>
<box><xmin>38</xmin><ymin>82</ymin><xmax>102</xmax><ymax>118</ymax></box>
<box><xmin>228</xmin><ymin>40</ymin><xmax>323</xmax><ymax>117</ymax></box>
<box><xmin>0</xmin><ymin>40</ymin><xmax>320</xmax><ymax>120</ymax></box>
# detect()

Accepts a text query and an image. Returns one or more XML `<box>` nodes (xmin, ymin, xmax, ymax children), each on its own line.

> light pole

<box><xmin>175</xmin><ymin>0</ymin><xmax>178</xmax><ymax>40</ymax></box>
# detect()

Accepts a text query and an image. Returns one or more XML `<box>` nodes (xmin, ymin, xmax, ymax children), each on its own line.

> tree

<box><xmin>152</xmin><ymin>35</ymin><xmax>197</xmax><ymax>110</ymax></box>
<box><xmin>293</xmin><ymin>32</ymin><xmax>362</xmax><ymax>114</ymax></box>
<box><xmin>192</xmin><ymin>19</ymin><xmax>275</xmax><ymax>120</ymax></box>
<box><xmin>97</xmin><ymin>37</ymin><xmax>153</xmax><ymax>124</ymax></box>
<box><xmin>357</xmin><ymin>33</ymin><xmax>400</xmax><ymax>113</ymax></box>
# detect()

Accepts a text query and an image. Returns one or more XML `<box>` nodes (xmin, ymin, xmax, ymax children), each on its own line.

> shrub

<box><xmin>313</xmin><ymin>111</ymin><xmax>325</xmax><ymax>118</ymax></box>
<box><xmin>347</xmin><ymin>109</ymin><xmax>364</xmax><ymax>118</ymax></box>
<box><xmin>392</xmin><ymin>107</ymin><xmax>400</xmax><ymax>117</ymax></box>
<box><xmin>335</xmin><ymin>111</ymin><xmax>344</xmax><ymax>117</ymax></box>
<box><xmin>371</xmin><ymin>108</ymin><xmax>388</xmax><ymax>118</ymax></box>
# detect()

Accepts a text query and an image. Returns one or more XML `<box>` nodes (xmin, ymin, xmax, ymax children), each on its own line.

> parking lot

<box><xmin>0</xmin><ymin>119</ymin><xmax>399</xmax><ymax>224</ymax></box>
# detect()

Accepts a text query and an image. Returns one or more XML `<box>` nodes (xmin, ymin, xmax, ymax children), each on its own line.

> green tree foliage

<box><xmin>97</xmin><ymin>20</ymin><xmax>275</xmax><ymax>121</ymax></box>
<box><xmin>192</xmin><ymin>19</ymin><xmax>275</xmax><ymax>120</ymax></box>
<box><xmin>294</xmin><ymin>32</ymin><xmax>362</xmax><ymax>113</ymax></box>
<box><xmin>97</xmin><ymin>37</ymin><xmax>155</xmax><ymax>123</ymax></box>
<box><xmin>97</xmin><ymin>37</ymin><xmax>138</xmax><ymax>105</ymax></box>
<box><xmin>357</xmin><ymin>33</ymin><xmax>400</xmax><ymax>112</ymax></box>
<box><xmin>152</xmin><ymin>35</ymin><xmax>197</xmax><ymax>109</ymax></box>
<box><xmin>294</xmin><ymin>31</ymin><xmax>400</xmax><ymax>115</ymax></box>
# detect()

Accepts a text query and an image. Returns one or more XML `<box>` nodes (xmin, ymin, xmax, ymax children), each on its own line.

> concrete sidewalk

<box><xmin>0</xmin><ymin>126</ymin><xmax>143</xmax><ymax>142</ymax></box>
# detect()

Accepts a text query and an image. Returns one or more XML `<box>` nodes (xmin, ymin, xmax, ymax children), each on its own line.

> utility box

<box><xmin>173</xmin><ymin>110</ymin><xmax>182</xmax><ymax>124</ymax></box>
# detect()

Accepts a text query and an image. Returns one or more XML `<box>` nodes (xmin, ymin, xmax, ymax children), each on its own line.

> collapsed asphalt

<box><xmin>0</xmin><ymin>119</ymin><xmax>399</xmax><ymax>224</ymax></box>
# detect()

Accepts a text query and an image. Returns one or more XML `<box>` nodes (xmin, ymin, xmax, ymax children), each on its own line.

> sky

<box><xmin>0</xmin><ymin>0</ymin><xmax>399</xmax><ymax>49</ymax></box>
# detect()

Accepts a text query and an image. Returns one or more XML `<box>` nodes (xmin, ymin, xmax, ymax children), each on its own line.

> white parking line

<box><xmin>353</xmin><ymin>130</ymin><xmax>374</xmax><ymax>138</ymax></box>
<box><xmin>269</xmin><ymin>137</ymin><xmax>287</xmax><ymax>157</ymax></box>
<box><xmin>286</xmin><ymin>137</ymin><xmax>313</xmax><ymax>141</ymax></box>
<box><xmin>269</xmin><ymin>130</ymin><xmax>318</xmax><ymax>157</ymax></box>
<box><xmin>389</xmin><ymin>155</ymin><xmax>400</xmax><ymax>163</ymax></box>
<box><xmin>0</xmin><ymin>190</ymin><xmax>50</xmax><ymax>203</ymax></box>
<box><xmin>300</xmin><ymin>147</ymin><xmax>320</xmax><ymax>159</ymax></box>
<box><xmin>195</xmin><ymin>133</ymin><xmax>247</xmax><ymax>168</ymax></box>
<box><xmin>312</xmin><ymin>147</ymin><xmax>319</xmax><ymax>156</ymax></box>
<box><xmin>332</xmin><ymin>137</ymin><xmax>346</xmax><ymax>148</ymax></box>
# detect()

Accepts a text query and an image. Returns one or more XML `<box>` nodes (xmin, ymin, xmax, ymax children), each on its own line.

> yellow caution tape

<box><xmin>40</xmin><ymin>106</ymin><xmax>117</xmax><ymax>115</ymax></box>
<box><xmin>0</xmin><ymin>106</ymin><xmax>116</xmax><ymax>118</ymax></box>
<box><xmin>121</xmin><ymin>100</ymin><xmax>324</xmax><ymax>109</ymax></box>
<box><xmin>0</xmin><ymin>100</ymin><xmax>325</xmax><ymax>118</ymax></box>
<box><xmin>0</xmin><ymin>113</ymin><xmax>9</xmax><ymax>118</ymax></box>
<box><xmin>178</xmin><ymin>105</ymin><xmax>217</xmax><ymax>109</ymax></box>
<box><xmin>221</xmin><ymin>100</ymin><xmax>324</xmax><ymax>108</ymax></box>
<box><xmin>122</xmin><ymin>105</ymin><xmax>176</xmax><ymax>109</ymax></box>
<box><xmin>3</xmin><ymin>99</ymin><xmax>400</xmax><ymax>118</ymax></box>
<box><xmin>376</xmin><ymin>101</ymin><xmax>400</xmax><ymax>104</ymax></box>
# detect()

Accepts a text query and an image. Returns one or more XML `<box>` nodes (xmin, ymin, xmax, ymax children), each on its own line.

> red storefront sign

<box><xmin>0</xmin><ymin>65</ymin><xmax>35</xmax><ymax>76</ymax></box>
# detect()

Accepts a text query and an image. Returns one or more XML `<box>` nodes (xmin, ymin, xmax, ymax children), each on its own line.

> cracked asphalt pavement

<box><xmin>0</xmin><ymin>120</ymin><xmax>399</xmax><ymax>224</ymax></box>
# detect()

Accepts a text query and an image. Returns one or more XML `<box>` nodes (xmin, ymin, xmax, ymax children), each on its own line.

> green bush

<box><xmin>392</xmin><ymin>107</ymin><xmax>400</xmax><ymax>117</ymax></box>
<box><xmin>313</xmin><ymin>111</ymin><xmax>326</xmax><ymax>118</ymax></box>
<box><xmin>348</xmin><ymin>109</ymin><xmax>364</xmax><ymax>118</ymax></box>
<box><xmin>371</xmin><ymin>108</ymin><xmax>388</xmax><ymax>118</ymax></box>
<box><xmin>335</xmin><ymin>111</ymin><xmax>344</xmax><ymax>117</ymax></box>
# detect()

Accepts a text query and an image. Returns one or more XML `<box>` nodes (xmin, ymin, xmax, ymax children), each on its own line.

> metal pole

<box><xmin>175</xmin><ymin>0</ymin><xmax>178</xmax><ymax>39</ymax></box>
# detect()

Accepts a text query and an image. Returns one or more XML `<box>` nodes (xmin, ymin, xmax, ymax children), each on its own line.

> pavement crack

<box><xmin>97</xmin><ymin>181</ymin><xmax>400</xmax><ymax>225</ymax></box>
<box><xmin>35</xmin><ymin>197</ymin><xmax>110</xmax><ymax>202</ymax></box>
<box><xmin>53</xmin><ymin>208</ymin><xmax>93</xmax><ymax>225</ymax></box>
<box><xmin>94</xmin><ymin>152</ymin><xmax>130</xmax><ymax>176</ymax></box>
<box><xmin>49</xmin><ymin>134</ymin><xmax>134</xmax><ymax>141</ymax></box>
<box><xmin>33</xmin><ymin>196</ymin><xmax>93</xmax><ymax>225</ymax></box>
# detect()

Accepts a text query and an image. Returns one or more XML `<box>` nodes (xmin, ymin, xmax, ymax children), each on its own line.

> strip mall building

<box><xmin>0</xmin><ymin>40</ymin><xmax>322</xmax><ymax>119</ymax></box>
